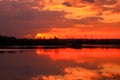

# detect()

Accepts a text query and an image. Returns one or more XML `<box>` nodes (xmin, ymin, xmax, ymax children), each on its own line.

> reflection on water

<box><xmin>0</xmin><ymin>47</ymin><xmax>120</xmax><ymax>80</ymax></box>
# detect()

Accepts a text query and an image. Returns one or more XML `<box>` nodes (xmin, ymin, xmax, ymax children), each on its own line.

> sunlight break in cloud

<box><xmin>0</xmin><ymin>0</ymin><xmax>120</xmax><ymax>38</ymax></box>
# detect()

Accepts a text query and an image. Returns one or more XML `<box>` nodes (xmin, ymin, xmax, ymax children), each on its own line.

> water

<box><xmin>0</xmin><ymin>47</ymin><xmax>120</xmax><ymax>80</ymax></box>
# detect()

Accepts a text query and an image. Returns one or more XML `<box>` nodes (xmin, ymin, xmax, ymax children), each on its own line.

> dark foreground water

<box><xmin>0</xmin><ymin>47</ymin><xmax>120</xmax><ymax>80</ymax></box>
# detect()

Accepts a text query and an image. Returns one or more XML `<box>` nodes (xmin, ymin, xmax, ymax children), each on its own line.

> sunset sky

<box><xmin>0</xmin><ymin>0</ymin><xmax>120</xmax><ymax>39</ymax></box>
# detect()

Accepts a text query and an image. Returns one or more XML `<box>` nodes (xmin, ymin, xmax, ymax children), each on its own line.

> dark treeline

<box><xmin>0</xmin><ymin>35</ymin><xmax>120</xmax><ymax>47</ymax></box>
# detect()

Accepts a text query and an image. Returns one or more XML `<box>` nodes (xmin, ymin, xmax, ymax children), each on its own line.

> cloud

<box><xmin>62</xmin><ymin>2</ymin><xmax>72</xmax><ymax>7</ymax></box>
<box><xmin>0</xmin><ymin>0</ymin><xmax>105</xmax><ymax>37</ymax></box>
<box><xmin>0</xmin><ymin>0</ymin><xmax>69</xmax><ymax>36</ymax></box>
<box><xmin>95</xmin><ymin>0</ymin><xmax>117</xmax><ymax>5</ymax></box>
<box><xmin>0</xmin><ymin>10</ymin><xmax>67</xmax><ymax>36</ymax></box>
<box><xmin>82</xmin><ymin>0</ymin><xmax>95</xmax><ymax>3</ymax></box>
<box><xmin>71</xmin><ymin>17</ymin><xmax>103</xmax><ymax>25</ymax></box>
<box><xmin>0</xmin><ymin>0</ymin><xmax>120</xmax><ymax>38</ymax></box>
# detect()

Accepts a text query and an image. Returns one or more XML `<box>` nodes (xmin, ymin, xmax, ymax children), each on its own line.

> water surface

<box><xmin>0</xmin><ymin>47</ymin><xmax>120</xmax><ymax>80</ymax></box>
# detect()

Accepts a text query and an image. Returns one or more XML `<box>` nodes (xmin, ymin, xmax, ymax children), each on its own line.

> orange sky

<box><xmin>0</xmin><ymin>0</ymin><xmax>120</xmax><ymax>39</ymax></box>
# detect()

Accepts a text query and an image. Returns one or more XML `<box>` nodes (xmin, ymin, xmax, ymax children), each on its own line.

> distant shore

<box><xmin>0</xmin><ymin>35</ymin><xmax>120</xmax><ymax>49</ymax></box>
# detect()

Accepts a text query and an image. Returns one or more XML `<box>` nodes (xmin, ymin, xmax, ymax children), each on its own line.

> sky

<box><xmin>0</xmin><ymin>0</ymin><xmax>120</xmax><ymax>39</ymax></box>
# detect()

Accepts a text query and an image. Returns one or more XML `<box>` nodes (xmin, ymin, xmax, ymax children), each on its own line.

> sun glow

<box><xmin>35</xmin><ymin>33</ymin><xmax>54</xmax><ymax>39</ymax></box>
<box><xmin>35</xmin><ymin>33</ymin><xmax>43</xmax><ymax>39</ymax></box>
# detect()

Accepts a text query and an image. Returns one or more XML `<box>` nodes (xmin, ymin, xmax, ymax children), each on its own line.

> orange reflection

<box><xmin>33</xmin><ymin>66</ymin><xmax>120</xmax><ymax>80</ymax></box>
<box><xmin>102</xmin><ymin>64</ymin><xmax>120</xmax><ymax>74</ymax></box>
<box><xmin>41</xmin><ymin>67</ymin><xmax>98</xmax><ymax>80</ymax></box>
<box><xmin>34</xmin><ymin>48</ymin><xmax>120</xmax><ymax>80</ymax></box>
<box><xmin>36</xmin><ymin>49</ymin><xmax>41</xmax><ymax>55</ymax></box>
<box><xmin>35</xmin><ymin>48</ymin><xmax>120</xmax><ymax>62</ymax></box>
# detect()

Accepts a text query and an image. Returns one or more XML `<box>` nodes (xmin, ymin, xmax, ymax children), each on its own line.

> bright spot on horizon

<box><xmin>35</xmin><ymin>33</ymin><xmax>43</xmax><ymax>39</ymax></box>
<box><xmin>35</xmin><ymin>33</ymin><xmax>53</xmax><ymax>39</ymax></box>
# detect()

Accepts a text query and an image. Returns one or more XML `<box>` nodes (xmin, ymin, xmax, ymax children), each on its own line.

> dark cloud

<box><xmin>82</xmin><ymin>0</ymin><xmax>95</xmax><ymax>3</ymax></box>
<box><xmin>77</xmin><ymin>0</ymin><xmax>118</xmax><ymax>15</ymax></box>
<box><xmin>0</xmin><ymin>10</ymin><xmax>67</xmax><ymax>36</ymax></box>
<box><xmin>110</xmin><ymin>5</ymin><xmax>120</xmax><ymax>14</ymax></box>
<box><xmin>70</xmin><ymin>17</ymin><xmax>103</xmax><ymax>25</ymax></box>
<box><xmin>0</xmin><ymin>0</ymin><xmax>69</xmax><ymax>36</ymax></box>
<box><xmin>62</xmin><ymin>2</ymin><xmax>72</xmax><ymax>7</ymax></box>
<box><xmin>96</xmin><ymin>0</ymin><xmax>117</xmax><ymax>5</ymax></box>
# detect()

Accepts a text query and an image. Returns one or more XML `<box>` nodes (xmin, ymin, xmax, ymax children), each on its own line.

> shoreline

<box><xmin>0</xmin><ymin>44</ymin><xmax>120</xmax><ymax>49</ymax></box>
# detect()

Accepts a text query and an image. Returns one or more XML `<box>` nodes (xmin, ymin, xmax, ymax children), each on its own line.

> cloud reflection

<box><xmin>36</xmin><ymin>48</ymin><xmax>120</xmax><ymax>62</ymax></box>
<box><xmin>34</xmin><ymin>48</ymin><xmax>120</xmax><ymax>80</ymax></box>
<box><xmin>33</xmin><ymin>66</ymin><xmax>120</xmax><ymax>80</ymax></box>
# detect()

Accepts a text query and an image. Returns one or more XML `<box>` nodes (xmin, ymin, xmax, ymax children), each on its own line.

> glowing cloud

<box><xmin>0</xmin><ymin>0</ymin><xmax>120</xmax><ymax>38</ymax></box>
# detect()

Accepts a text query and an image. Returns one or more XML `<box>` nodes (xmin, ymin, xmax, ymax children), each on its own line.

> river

<box><xmin>0</xmin><ymin>47</ymin><xmax>120</xmax><ymax>80</ymax></box>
